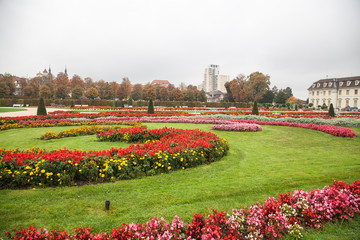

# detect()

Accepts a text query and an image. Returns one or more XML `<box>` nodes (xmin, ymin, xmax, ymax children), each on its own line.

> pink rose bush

<box><xmin>4</xmin><ymin>180</ymin><xmax>360</xmax><ymax>239</ymax></box>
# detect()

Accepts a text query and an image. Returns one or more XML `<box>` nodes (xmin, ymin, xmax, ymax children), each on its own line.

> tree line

<box><xmin>0</xmin><ymin>72</ymin><xmax>207</xmax><ymax>102</ymax></box>
<box><xmin>0</xmin><ymin>71</ymin><xmax>296</xmax><ymax>105</ymax></box>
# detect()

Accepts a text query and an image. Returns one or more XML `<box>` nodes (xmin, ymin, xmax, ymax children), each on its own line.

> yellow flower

<box><xmin>32</xmin><ymin>188</ymin><xmax>36</xmax><ymax>190</ymax></box>
<box><xmin>41</xmin><ymin>170</ymin><xmax>45</xmax><ymax>173</ymax></box>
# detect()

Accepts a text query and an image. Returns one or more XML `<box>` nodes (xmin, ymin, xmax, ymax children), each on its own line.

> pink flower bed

<box><xmin>211</xmin><ymin>122</ymin><xmax>262</xmax><ymax>132</ymax></box>
<box><xmin>4</xmin><ymin>180</ymin><xmax>360</xmax><ymax>239</ymax></box>
<box><xmin>91</xmin><ymin>117</ymin><xmax>357</xmax><ymax>138</ymax></box>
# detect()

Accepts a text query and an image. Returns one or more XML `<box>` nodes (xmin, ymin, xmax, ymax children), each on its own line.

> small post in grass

<box><xmin>105</xmin><ymin>200</ymin><xmax>110</xmax><ymax>210</ymax></box>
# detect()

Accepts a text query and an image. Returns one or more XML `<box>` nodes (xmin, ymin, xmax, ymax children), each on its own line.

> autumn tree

<box><xmin>110</xmin><ymin>81</ymin><xmax>119</xmax><ymax>99</ymax></box>
<box><xmin>0</xmin><ymin>82</ymin><xmax>10</xmax><ymax>97</ymax></box>
<box><xmin>229</xmin><ymin>74</ymin><xmax>251</xmax><ymax>102</ymax></box>
<box><xmin>103</xmin><ymin>83</ymin><xmax>113</xmax><ymax>99</ymax></box>
<box><xmin>71</xmin><ymin>85</ymin><xmax>84</xmax><ymax>99</ymax></box>
<box><xmin>96</xmin><ymin>80</ymin><xmax>107</xmax><ymax>99</ymax></box>
<box><xmin>54</xmin><ymin>72</ymin><xmax>70</xmax><ymax>99</ymax></box>
<box><xmin>70</xmin><ymin>75</ymin><xmax>84</xmax><ymax>89</ymax></box>
<box><xmin>286</xmin><ymin>96</ymin><xmax>301</xmax><ymax>105</ymax></box>
<box><xmin>0</xmin><ymin>74</ymin><xmax>16</xmax><ymax>96</ymax></box>
<box><xmin>86</xmin><ymin>87</ymin><xmax>99</xmax><ymax>99</ymax></box>
<box><xmin>224</xmin><ymin>82</ymin><xmax>234</xmax><ymax>102</ymax></box>
<box><xmin>130</xmin><ymin>83</ymin><xmax>143</xmax><ymax>100</ymax></box>
<box><xmin>170</xmin><ymin>88</ymin><xmax>183</xmax><ymax>101</ymax></box>
<box><xmin>159</xmin><ymin>87</ymin><xmax>169</xmax><ymax>101</ymax></box>
<box><xmin>39</xmin><ymin>84</ymin><xmax>52</xmax><ymax>98</ymax></box>
<box><xmin>143</xmin><ymin>83</ymin><xmax>156</xmax><ymax>100</ymax></box>
<box><xmin>29</xmin><ymin>77</ymin><xmax>42</xmax><ymax>98</ymax></box>
<box><xmin>84</xmin><ymin>77</ymin><xmax>95</xmax><ymax>91</ymax></box>
<box><xmin>23</xmin><ymin>85</ymin><xmax>34</xmax><ymax>97</ymax></box>
<box><xmin>247</xmin><ymin>72</ymin><xmax>270</xmax><ymax>101</ymax></box>
<box><xmin>117</xmin><ymin>77</ymin><xmax>132</xmax><ymax>100</ymax></box>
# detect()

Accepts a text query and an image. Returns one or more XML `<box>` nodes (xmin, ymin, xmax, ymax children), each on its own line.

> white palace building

<box><xmin>308</xmin><ymin>76</ymin><xmax>360</xmax><ymax>110</ymax></box>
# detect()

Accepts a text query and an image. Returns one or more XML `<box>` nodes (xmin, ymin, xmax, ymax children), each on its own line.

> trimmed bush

<box><xmin>252</xmin><ymin>101</ymin><xmax>259</xmax><ymax>115</ymax></box>
<box><xmin>328</xmin><ymin>103</ymin><xmax>335</xmax><ymax>117</ymax></box>
<box><xmin>36</xmin><ymin>98</ymin><xmax>47</xmax><ymax>116</ymax></box>
<box><xmin>147</xmin><ymin>99</ymin><xmax>154</xmax><ymax>114</ymax></box>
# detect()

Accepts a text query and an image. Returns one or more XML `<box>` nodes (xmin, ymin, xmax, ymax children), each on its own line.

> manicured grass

<box><xmin>0</xmin><ymin>123</ymin><xmax>359</xmax><ymax>239</ymax></box>
<box><xmin>0</xmin><ymin>107</ymin><xmax>26</xmax><ymax>113</ymax></box>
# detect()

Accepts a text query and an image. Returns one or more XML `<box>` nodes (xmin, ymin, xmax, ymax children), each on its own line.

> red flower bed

<box><xmin>3</xmin><ymin>180</ymin><xmax>360</xmax><ymax>239</ymax></box>
<box><xmin>0</xmin><ymin>127</ymin><xmax>229</xmax><ymax>188</ymax></box>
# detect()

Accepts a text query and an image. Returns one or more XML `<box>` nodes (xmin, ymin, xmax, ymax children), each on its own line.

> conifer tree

<box><xmin>252</xmin><ymin>100</ymin><xmax>259</xmax><ymax>115</ymax></box>
<box><xmin>37</xmin><ymin>98</ymin><xmax>47</xmax><ymax>116</ymax></box>
<box><xmin>147</xmin><ymin>99</ymin><xmax>154</xmax><ymax>114</ymax></box>
<box><xmin>328</xmin><ymin>103</ymin><xmax>335</xmax><ymax>117</ymax></box>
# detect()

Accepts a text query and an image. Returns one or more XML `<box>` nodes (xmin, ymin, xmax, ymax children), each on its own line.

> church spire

<box><xmin>48</xmin><ymin>65</ymin><xmax>51</xmax><ymax>74</ymax></box>
<box><xmin>64</xmin><ymin>66</ymin><xmax>68</xmax><ymax>76</ymax></box>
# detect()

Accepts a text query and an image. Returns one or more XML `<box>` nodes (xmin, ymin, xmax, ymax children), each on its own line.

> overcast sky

<box><xmin>0</xmin><ymin>0</ymin><xmax>359</xmax><ymax>99</ymax></box>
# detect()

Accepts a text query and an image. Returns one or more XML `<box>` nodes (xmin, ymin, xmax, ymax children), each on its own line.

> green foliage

<box><xmin>251</xmin><ymin>100</ymin><xmax>259</xmax><ymax>115</ymax></box>
<box><xmin>328</xmin><ymin>103</ymin><xmax>335</xmax><ymax>117</ymax></box>
<box><xmin>36</xmin><ymin>98</ymin><xmax>47</xmax><ymax>116</ymax></box>
<box><xmin>128</xmin><ymin>98</ymin><xmax>133</xmax><ymax>106</ymax></box>
<box><xmin>147</xmin><ymin>99</ymin><xmax>154</xmax><ymax>114</ymax></box>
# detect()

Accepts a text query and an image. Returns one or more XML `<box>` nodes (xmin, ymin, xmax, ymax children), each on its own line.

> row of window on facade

<box><xmin>311</xmin><ymin>89</ymin><xmax>359</xmax><ymax>96</ymax></box>
<box><xmin>312</xmin><ymin>80</ymin><xmax>360</xmax><ymax>88</ymax></box>
<box><xmin>310</xmin><ymin>98</ymin><xmax>358</xmax><ymax>108</ymax></box>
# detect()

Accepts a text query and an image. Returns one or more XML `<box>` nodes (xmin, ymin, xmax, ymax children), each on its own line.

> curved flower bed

<box><xmin>3</xmin><ymin>180</ymin><xmax>359</xmax><ymax>239</ymax></box>
<box><xmin>0</xmin><ymin>127</ymin><xmax>229</xmax><ymax>189</ymax></box>
<box><xmin>40</xmin><ymin>123</ymin><xmax>144</xmax><ymax>140</ymax></box>
<box><xmin>211</xmin><ymin>122</ymin><xmax>262</xmax><ymax>132</ymax></box>
<box><xmin>90</xmin><ymin>117</ymin><xmax>357</xmax><ymax>138</ymax></box>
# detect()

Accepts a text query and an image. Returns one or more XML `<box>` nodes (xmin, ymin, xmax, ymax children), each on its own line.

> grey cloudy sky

<box><xmin>0</xmin><ymin>0</ymin><xmax>359</xmax><ymax>99</ymax></box>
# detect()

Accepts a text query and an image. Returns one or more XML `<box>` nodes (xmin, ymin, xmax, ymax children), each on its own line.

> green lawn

<box><xmin>0</xmin><ymin>107</ymin><xmax>26</xmax><ymax>113</ymax></box>
<box><xmin>0</xmin><ymin>123</ymin><xmax>359</xmax><ymax>239</ymax></box>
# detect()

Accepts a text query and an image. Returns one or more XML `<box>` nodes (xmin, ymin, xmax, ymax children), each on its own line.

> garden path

<box><xmin>0</xmin><ymin>107</ymin><xmax>67</xmax><ymax>117</ymax></box>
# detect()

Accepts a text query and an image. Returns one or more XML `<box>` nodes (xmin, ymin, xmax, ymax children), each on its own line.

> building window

<box><xmin>323</xmin><ymin>83</ymin><xmax>327</xmax><ymax>87</ymax></box>
<box><xmin>338</xmin><ymin>99</ymin><xmax>342</xmax><ymax>108</ymax></box>
<box><xmin>316</xmin><ymin>99</ymin><xmax>319</xmax><ymax>106</ymax></box>
<box><xmin>317</xmin><ymin>83</ymin><xmax>320</xmax><ymax>87</ymax></box>
<box><xmin>355</xmin><ymin>80</ymin><xmax>359</xmax><ymax>86</ymax></box>
<box><xmin>317</xmin><ymin>91</ymin><xmax>319</xmax><ymax>96</ymax></box>
<box><xmin>346</xmin><ymin>90</ymin><xmax>350</xmax><ymax>95</ymax></box>
<box><xmin>323</xmin><ymin>91</ymin><xmax>326</xmax><ymax>95</ymax></box>
<box><xmin>329</xmin><ymin>82</ymin><xmax>333</xmax><ymax>87</ymax></box>
<box><xmin>347</xmin><ymin>81</ymin><xmax>351</xmax><ymax>86</ymax></box>
<box><xmin>339</xmin><ymin>82</ymin><xmax>343</xmax><ymax>87</ymax></box>
<box><xmin>339</xmin><ymin>90</ymin><xmax>342</xmax><ymax>95</ymax></box>
<box><xmin>346</xmin><ymin>99</ymin><xmax>349</xmax><ymax>106</ymax></box>
<box><xmin>354</xmin><ymin>99</ymin><xmax>358</xmax><ymax>107</ymax></box>
<box><xmin>328</xmin><ymin>90</ymin><xmax>331</xmax><ymax>95</ymax></box>
<box><xmin>355</xmin><ymin>89</ymin><xmax>358</xmax><ymax>95</ymax></box>
<box><xmin>312</xmin><ymin>91</ymin><xmax>314</xmax><ymax>96</ymax></box>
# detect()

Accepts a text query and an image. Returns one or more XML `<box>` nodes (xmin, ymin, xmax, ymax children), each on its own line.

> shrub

<box><xmin>252</xmin><ymin>101</ymin><xmax>259</xmax><ymax>115</ymax></box>
<box><xmin>36</xmin><ymin>98</ymin><xmax>47</xmax><ymax>116</ymax></box>
<box><xmin>147</xmin><ymin>99</ymin><xmax>154</xmax><ymax>114</ymax></box>
<box><xmin>328</xmin><ymin>103</ymin><xmax>335</xmax><ymax>117</ymax></box>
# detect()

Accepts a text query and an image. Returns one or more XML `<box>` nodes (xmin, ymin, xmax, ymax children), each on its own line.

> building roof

<box><xmin>151</xmin><ymin>80</ymin><xmax>170</xmax><ymax>85</ymax></box>
<box><xmin>308</xmin><ymin>76</ymin><xmax>360</xmax><ymax>90</ymax></box>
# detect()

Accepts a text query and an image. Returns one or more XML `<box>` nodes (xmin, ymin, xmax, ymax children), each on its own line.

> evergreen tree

<box><xmin>37</xmin><ymin>98</ymin><xmax>47</xmax><ymax>116</ymax></box>
<box><xmin>252</xmin><ymin>101</ymin><xmax>259</xmax><ymax>115</ymax></box>
<box><xmin>328</xmin><ymin>103</ymin><xmax>335</xmax><ymax>117</ymax></box>
<box><xmin>128</xmin><ymin>98</ymin><xmax>133</xmax><ymax>106</ymax></box>
<box><xmin>147</xmin><ymin>99</ymin><xmax>154</xmax><ymax>114</ymax></box>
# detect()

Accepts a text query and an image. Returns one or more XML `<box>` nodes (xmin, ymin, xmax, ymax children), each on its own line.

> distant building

<box><xmin>151</xmin><ymin>80</ymin><xmax>171</xmax><ymax>88</ymax></box>
<box><xmin>13</xmin><ymin>76</ymin><xmax>27</xmax><ymax>96</ymax></box>
<box><xmin>308</xmin><ymin>76</ymin><xmax>360</xmax><ymax>110</ymax></box>
<box><xmin>206</xmin><ymin>90</ymin><xmax>225</xmax><ymax>102</ymax></box>
<box><xmin>199</xmin><ymin>65</ymin><xmax>229</xmax><ymax>93</ymax></box>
